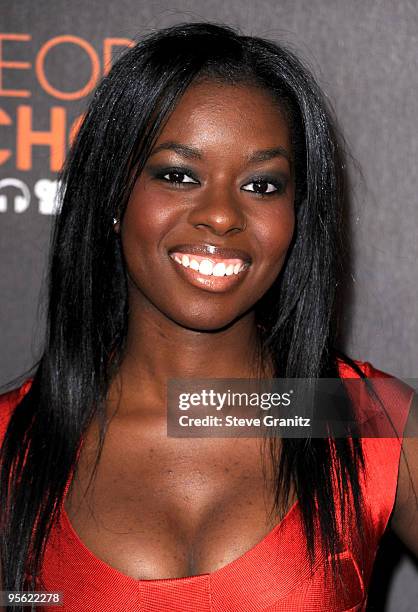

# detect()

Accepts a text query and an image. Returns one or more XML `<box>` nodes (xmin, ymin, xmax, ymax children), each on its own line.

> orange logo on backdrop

<box><xmin>0</xmin><ymin>33</ymin><xmax>135</xmax><ymax>171</ymax></box>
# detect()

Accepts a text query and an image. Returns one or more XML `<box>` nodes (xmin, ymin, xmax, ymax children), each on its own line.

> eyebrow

<box><xmin>149</xmin><ymin>141</ymin><xmax>291</xmax><ymax>164</ymax></box>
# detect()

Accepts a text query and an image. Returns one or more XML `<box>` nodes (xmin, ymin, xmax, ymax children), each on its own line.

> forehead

<box><xmin>153</xmin><ymin>80</ymin><xmax>292</xmax><ymax>154</ymax></box>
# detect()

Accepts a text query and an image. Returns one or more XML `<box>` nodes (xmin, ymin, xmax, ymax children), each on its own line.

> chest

<box><xmin>64</xmin><ymin>413</ymin><xmax>292</xmax><ymax>580</ymax></box>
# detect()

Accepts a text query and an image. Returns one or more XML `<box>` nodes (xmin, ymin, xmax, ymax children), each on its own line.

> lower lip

<box><xmin>168</xmin><ymin>255</ymin><xmax>250</xmax><ymax>293</ymax></box>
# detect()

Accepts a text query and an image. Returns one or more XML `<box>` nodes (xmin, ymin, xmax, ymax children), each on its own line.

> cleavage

<box><xmin>64</xmin><ymin>413</ymin><xmax>292</xmax><ymax>580</ymax></box>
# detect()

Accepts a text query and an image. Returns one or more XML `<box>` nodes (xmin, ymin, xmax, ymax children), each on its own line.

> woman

<box><xmin>0</xmin><ymin>21</ymin><xmax>417</xmax><ymax>612</ymax></box>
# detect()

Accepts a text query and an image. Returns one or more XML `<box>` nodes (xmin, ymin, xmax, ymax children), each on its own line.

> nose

<box><xmin>187</xmin><ymin>187</ymin><xmax>247</xmax><ymax>236</ymax></box>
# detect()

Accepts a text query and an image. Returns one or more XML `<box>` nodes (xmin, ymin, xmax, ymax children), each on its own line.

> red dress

<box><xmin>0</xmin><ymin>360</ymin><xmax>414</xmax><ymax>611</ymax></box>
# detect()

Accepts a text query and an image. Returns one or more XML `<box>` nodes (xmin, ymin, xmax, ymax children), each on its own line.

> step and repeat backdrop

<box><xmin>1</xmin><ymin>0</ymin><xmax>417</xmax><ymax>609</ymax></box>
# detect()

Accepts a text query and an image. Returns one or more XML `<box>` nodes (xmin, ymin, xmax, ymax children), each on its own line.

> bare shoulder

<box><xmin>390</xmin><ymin>390</ymin><xmax>418</xmax><ymax>556</ymax></box>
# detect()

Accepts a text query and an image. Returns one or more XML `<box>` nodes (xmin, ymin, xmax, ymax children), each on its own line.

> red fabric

<box><xmin>0</xmin><ymin>360</ymin><xmax>414</xmax><ymax>611</ymax></box>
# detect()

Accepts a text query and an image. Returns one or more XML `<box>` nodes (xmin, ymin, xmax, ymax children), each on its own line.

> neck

<box><xmin>108</xmin><ymin>301</ymin><xmax>269</xmax><ymax>417</ymax></box>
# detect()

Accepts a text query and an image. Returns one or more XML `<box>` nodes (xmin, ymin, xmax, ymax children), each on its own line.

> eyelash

<box><xmin>153</xmin><ymin>167</ymin><xmax>287</xmax><ymax>197</ymax></box>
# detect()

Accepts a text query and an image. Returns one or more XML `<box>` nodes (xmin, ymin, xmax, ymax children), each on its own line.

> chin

<box><xmin>170</xmin><ymin>309</ymin><xmax>249</xmax><ymax>333</ymax></box>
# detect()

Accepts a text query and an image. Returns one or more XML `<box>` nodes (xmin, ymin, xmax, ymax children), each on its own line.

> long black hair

<box><xmin>0</xmin><ymin>21</ymin><xmax>368</xmax><ymax>605</ymax></box>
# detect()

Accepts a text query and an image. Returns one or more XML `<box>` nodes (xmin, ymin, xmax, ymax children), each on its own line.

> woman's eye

<box><xmin>241</xmin><ymin>179</ymin><xmax>284</xmax><ymax>196</ymax></box>
<box><xmin>161</xmin><ymin>170</ymin><xmax>199</xmax><ymax>184</ymax></box>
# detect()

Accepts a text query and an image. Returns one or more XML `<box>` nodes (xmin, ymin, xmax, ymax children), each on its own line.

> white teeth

<box><xmin>212</xmin><ymin>262</ymin><xmax>226</xmax><ymax>276</ymax></box>
<box><xmin>198</xmin><ymin>259</ymin><xmax>213</xmax><ymax>275</ymax></box>
<box><xmin>171</xmin><ymin>253</ymin><xmax>249</xmax><ymax>276</ymax></box>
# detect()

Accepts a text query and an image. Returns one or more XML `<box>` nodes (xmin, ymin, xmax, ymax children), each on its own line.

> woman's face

<box><xmin>118</xmin><ymin>80</ymin><xmax>295</xmax><ymax>331</ymax></box>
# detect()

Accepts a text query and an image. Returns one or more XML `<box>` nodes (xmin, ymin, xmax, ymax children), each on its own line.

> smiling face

<box><xmin>117</xmin><ymin>80</ymin><xmax>296</xmax><ymax>331</ymax></box>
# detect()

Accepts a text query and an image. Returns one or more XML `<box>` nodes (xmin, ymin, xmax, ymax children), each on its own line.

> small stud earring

<box><xmin>113</xmin><ymin>217</ymin><xmax>118</xmax><ymax>225</ymax></box>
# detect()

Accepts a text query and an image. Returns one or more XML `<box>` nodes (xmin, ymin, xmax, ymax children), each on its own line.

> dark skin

<box><xmin>63</xmin><ymin>80</ymin><xmax>418</xmax><ymax>580</ymax></box>
<box><xmin>65</xmin><ymin>81</ymin><xmax>297</xmax><ymax>580</ymax></box>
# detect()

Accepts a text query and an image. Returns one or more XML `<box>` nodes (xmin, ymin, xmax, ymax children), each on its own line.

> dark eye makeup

<box><xmin>148</xmin><ymin>165</ymin><xmax>289</xmax><ymax>198</ymax></box>
<box><xmin>242</xmin><ymin>175</ymin><xmax>288</xmax><ymax>196</ymax></box>
<box><xmin>153</xmin><ymin>166</ymin><xmax>200</xmax><ymax>185</ymax></box>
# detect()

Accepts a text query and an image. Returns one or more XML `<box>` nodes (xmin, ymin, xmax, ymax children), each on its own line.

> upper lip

<box><xmin>168</xmin><ymin>243</ymin><xmax>252</xmax><ymax>263</ymax></box>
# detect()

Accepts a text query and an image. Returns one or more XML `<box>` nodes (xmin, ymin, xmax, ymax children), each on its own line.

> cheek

<box><xmin>257</xmin><ymin>205</ymin><xmax>295</xmax><ymax>262</ymax></box>
<box><xmin>250</xmin><ymin>207</ymin><xmax>295</xmax><ymax>293</ymax></box>
<box><xmin>122</xmin><ymin>188</ymin><xmax>174</xmax><ymax>250</ymax></box>
<box><xmin>120</xmin><ymin>202</ymin><xmax>162</xmax><ymax>287</ymax></box>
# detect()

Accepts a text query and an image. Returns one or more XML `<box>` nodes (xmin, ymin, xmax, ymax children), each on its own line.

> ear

<box><xmin>113</xmin><ymin>217</ymin><xmax>120</xmax><ymax>233</ymax></box>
